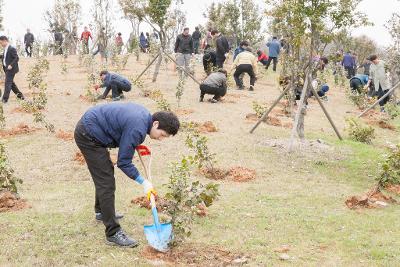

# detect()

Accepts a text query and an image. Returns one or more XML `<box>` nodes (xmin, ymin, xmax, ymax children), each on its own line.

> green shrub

<box><xmin>385</xmin><ymin>101</ymin><xmax>400</xmax><ymax>119</ymax></box>
<box><xmin>346</xmin><ymin>117</ymin><xmax>375</xmax><ymax>144</ymax></box>
<box><xmin>252</xmin><ymin>101</ymin><xmax>267</xmax><ymax>118</ymax></box>
<box><xmin>0</xmin><ymin>143</ymin><xmax>22</xmax><ymax>193</ymax></box>
<box><xmin>378</xmin><ymin>144</ymin><xmax>400</xmax><ymax>187</ymax></box>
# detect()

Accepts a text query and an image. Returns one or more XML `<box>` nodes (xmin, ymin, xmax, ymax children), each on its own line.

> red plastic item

<box><xmin>136</xmin><ymin>145</ymin><xmax>151</xmax><ymax>156</ymax></box>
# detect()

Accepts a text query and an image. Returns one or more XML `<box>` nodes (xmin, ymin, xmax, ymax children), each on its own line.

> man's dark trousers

<box><xmin>216</xmin><ymin>55</ymin><xmax>226</xmax><ymax>68</ymax></box>
<box><xmin>2</xmin><ymin>71</ymin><xmax>24</xmax><ymax>102</ymax></box>
<box><xmin>200</xmin><ymin>84</ymin><xmax>227</xmax><ymax>100</ymax></box>
<box><xmin>234</xmin><ymin>64</ymin><xmax>256</xmax><ymax>88</ymax></box>
<box><xmin>25</xmin><ymin>44</ymin><xmax>33</xmax><ymax>57</ymax></box>
<box><xmin>74</xmin><ymin>120</ymin><xmax>121</xmax><ymax>237</ymax></box>
<box><xmin>266</xmin><ymin>57</ymin><xmax>278</xmax><ymax>71</ymax></box>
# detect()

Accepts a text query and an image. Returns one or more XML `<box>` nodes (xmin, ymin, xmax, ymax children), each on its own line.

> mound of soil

<box><xmin>365</xmin><ymin>119</ymin><xmax>396</xmax><ymax>131</ymax></box>
<box><xmin>228</xmin><ymin>167</ymin><xmax>256</xmax><ymax>182</ymax></box>
<box><xmin>386</xmin><ymin>184</ymin><xmax>400</xmax><ymax>194</ymax></box>
<box><xmin>201</xmin><ymin>168</ymin><xmax>229</xmax><ymax>180</ymax></box>
<box><xmin>175</xmin><ymin>109</ymin><xmax>195</xmax><ymax>116</ymax></box>
<box><xmin>131</xmin><ymin>196</ymin><xmax>171</xmax><ymax>212</ymax></box>
<box><xmin>141</xmin><ymin>244</ymin><xmax>247</xmax><ymax>266</ymax></box>
<box><xmin>0</xmin><ymin>191</ymin><xmax>30</xmax><ymax>212</ymax></box>
<box><xmin>55</xmin><ymin>130</ymin><xmax>74</xmax><ymax>141</ymax></box>
<box><xmin>245</xmin><ymin>113</ymin><xmax>292</xmax><ymax>128</ymax></box>
<box><xmin>345</xmin><ymin>187</ymin><xmax>397</xmax><ymax>210</ymax></box>
<box><xmin>0</xmin><ymin>123</ymin><xmax>39</xmax><ymax>138</ymax></box>
<box><xmin>198</xmin><ymin>121</ymin><xmax>218</xmax><ymax>133</ymax></box>
<box><xmin>73</xmin><ymin>152</ymin><xmax>86</xmax><ymax>165</ymax></box>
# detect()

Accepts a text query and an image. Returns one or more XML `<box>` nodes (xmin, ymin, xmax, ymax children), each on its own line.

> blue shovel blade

<box><xmin>144</xmin><ymin>222</ymin><xmax>173</xmax><ymax>252</ymax></box>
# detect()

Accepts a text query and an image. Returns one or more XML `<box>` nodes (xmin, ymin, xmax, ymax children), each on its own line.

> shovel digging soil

<box><xmin>136</xmin><ymin>145</ymin><xmax>173</xmax><ymax>253</ymax></box>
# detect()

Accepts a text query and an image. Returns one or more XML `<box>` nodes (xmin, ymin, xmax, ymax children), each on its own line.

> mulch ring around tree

<box><xmin>0</xmin><ymin>190</ymin><xmax>30</xmax><ymax>213</ymax></box>
<box><xmin>0</xmin><ymin>123</ymin><xmax>39</xmax><ymax>138</ymax></box>
<box><xmin>345</xmin><ymin>187</ymin><xmax>397</xmax><ymax>210</ymax></box>
<box><xmin>141</xmin><ymin>244</ymin><xmax>249</xmax><ymax>266</ymax></box>
<box><xmin>201</xmin><ymin>167</ymin><xmax>256</xmax><ymax>182</ymax></box>
<box><xmin>362</xmin><ymin>110</ymin><xmax>396</xmax><ymax>131</ymax></box>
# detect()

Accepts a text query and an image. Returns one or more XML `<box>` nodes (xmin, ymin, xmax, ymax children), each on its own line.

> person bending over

<box><xmin>74</xmin><ymin>102</ymin><xmax>180</xmax><ymax>247</ymax></box>
<box><xmin>96</xmin><ymin>70</ymin><xmax>132</xmax><ymax>101</ymax></box>
<box><xmin>231</xmin><ymin>48</ymin><xmax>258</xmax><ymax>91</ymax></box>
<box><xmin>199</xmin><ymin>69</ymin><xmax>227</xmax><ymax>103</ymax></box>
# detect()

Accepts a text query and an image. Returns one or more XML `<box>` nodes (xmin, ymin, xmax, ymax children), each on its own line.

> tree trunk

<box><xmin>152</xmin><ymin>48</ymin><xmax>163</xmax><ymax>82</ymax></box>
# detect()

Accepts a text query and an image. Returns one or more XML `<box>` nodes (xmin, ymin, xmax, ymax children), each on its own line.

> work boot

<box><xmin>199</xmin><ymin>95</ymin><xmax>204</xmax><ymax>102</ymax></box>
<box><xmin>112</xmin><ymin>96</ymin><xmax>121</xmax><ymax>101</ymax></box>
<box><xmin>249</xmin><ymin>85</ymin><xmax>254</xmax><ymax>91</ymax></box>
<box><xmin>96</xmin><ymin>212</ymin><xmax>124</xmax><ymax>222</ymax></box>
<box><xmin>209</xmin><ymin>98</ymin><xmax>218</xmax><ymax>103</ymax></box>
<box><xmin>106</xmin><ymin>229</ymin><xmax>138</xmax><ymax>247</ymax></box>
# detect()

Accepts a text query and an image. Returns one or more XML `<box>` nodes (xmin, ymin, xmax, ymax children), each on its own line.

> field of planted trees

<box><xmin>1</xmin><ymin>0</ymin><xmax>400</xmax><ymax>266</ymax></box>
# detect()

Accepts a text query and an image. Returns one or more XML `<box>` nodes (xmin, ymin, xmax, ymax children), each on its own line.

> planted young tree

<box><xmin>175</xmin><ymin>76</ymin><xmax>185</xmax><ymax>107</ymax></box>
<box><xmin>385</xmin><ymin>13</ymin><xmax>400</xmax><ymax>86</ymax></box>
<box><xmin>0</xmin><ymin>143</ymin><xmax>22</xmax><ymax>193</ymax></box>
<box><xmin>165</xmin><ymin>156</ymin><xmax>219</xmax><ymax>245</ymax></box>
<box><xmin>378</xmin><ymin>144</ymin><xmax>400</xmax><ymax>188</ymax></box>
<box><xmin>346</xmin><ymin>117</ymin><xmax>375</xmax><ymax>144</ymax></box>
<box><xmin>44</xmin><ymin>0</ymin><xmax>81</xmax><ymax>54</ymax></box>
<box><xmin>0</xmin><ymin>103</ymin><xmax>5</xmax><ymax>129</ymax></box>
<box><xmin>21</xmin><ymin>58</ymin><xmax>55</xmax><ymax>132</ymax></box>
<box><xmin>266</xmin><ymin>0</ymin><xmax>368</xmax><ymax>141</ymax></box>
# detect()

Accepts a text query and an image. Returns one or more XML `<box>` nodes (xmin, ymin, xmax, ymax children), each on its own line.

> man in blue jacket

<box><xmin>74</xmin><ymin>102</ymin><xmax>180</xmax><ymax>247</ymax></box>
<box><xmin>266</xmin><ymin>37</ymin><xmax>281</xmax><ymax>72</ymax></box>
<box><xmin>341</xmin><ymin>51</ymin><xmax>356</xmax><ymax>79</ymax></box>
<box><xmin>97</xmin><ymin>71</ymin><xmax>132</xmax><ymax>101</ymax></box>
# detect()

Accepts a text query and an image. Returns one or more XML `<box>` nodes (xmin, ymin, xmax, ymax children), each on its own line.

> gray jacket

<box><xmin>203</xmin><ymin>72</ymin><xmax>227</xmax><ymax>88</ymax></box>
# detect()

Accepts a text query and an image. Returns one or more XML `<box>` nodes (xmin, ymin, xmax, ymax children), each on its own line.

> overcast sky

<box><xmin>2</xmin><ymin>0</ymin><xmax>399</xmax><ymax>47</ymax></box>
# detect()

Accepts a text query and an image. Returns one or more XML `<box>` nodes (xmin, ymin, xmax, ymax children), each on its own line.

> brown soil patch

<box><xmin>228</xmin><ymin>167</ymin><xmax>256</xmax><ymax>182</ymax></box>
<box><xmin>0</xmin><ymin>191</ymin><xmax>30</xmax><ymax>212</ymax></box>
<box><xmin>73</xmin><ymin>151</ymin><xmax>86</xmax><ymax>165</ymax></box>
<box><xmin>141</xmin><ymin>244</ymin><xmax>247</xmax><ymax>266</ymax></box>
<box><xmin>0</xmin><ymin>123</ymin><xmax>39</xmax><ymax>138</ymax></box>
<box><xmin>198</xmin><ymin>121</ymin><xmax>218</xmax><ymax>133</ymax></box>
<box><xmin>131</xmin><ymin>196</ymin><xmax>171</xmax><ymax>212</ymax></box>
<box><xmin>11</xmin><ymin>107</ymin><xmax>32</xmax><ymax>114</ymax></box>
<box><xmin>386</xmin><ymin>184</ymin><xmax>400</xmax><ymax>194</ymax></box>
<box><xmin>201</xmin><ymin>168</ymin><xmax>229</xmax><ymax>180</ymax></box>
<box><xmin>175</xmin><ymin>109</ymin><xmax>195</xmax><ymax>116</ymax></box>
<box><xmin>365</xmin><ymin>119</ymin><xmax>396</xmax><ymax>131</ymax></box>
<box><xmin>245</xmin><ymin>113</ymin><xmax>292</xmax><ymax>128</ymax></box>
<box><xmin>345</xmin><ymin>187</ymin><xmax>397</xmax><ymax>210</ymax></box>
<box><xmin>55</xmin><ymin>130</ymin><xmax>74</xmax><ymax>141</ymax></box>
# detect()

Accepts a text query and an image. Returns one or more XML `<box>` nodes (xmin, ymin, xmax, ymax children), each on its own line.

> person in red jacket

<box><xmin>257</xmin><ymin>50</ymin><xmax>269</xmax><ymax>68</ymax></box>
<box><xmin>81</xmin><ymin>26</ymin><xmax>93</xmax><ymax>54</ymax></box>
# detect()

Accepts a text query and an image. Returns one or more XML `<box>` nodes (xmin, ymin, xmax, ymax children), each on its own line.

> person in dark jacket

<box><xmin>74</xmin><ymin>102</ymin><xmax>180</xmax><ymax>247</ymax></box>
<box><xmin>266</xmin><ymin>36</ymin><xmax>281</xmax><ymax>71</ymax></box>
<box><xmin>174</xmin><ymin>27</ymin><xmax>194</xmax><ymax>78</ymax></box>
<box><xmin>54</xmin><ymin>31</ymin><xmax>64</xmax><ymax>55</ymax></box>
<box><xmin>199</xmin><ymin>69</ymin><xmax>227</xmax><ymax>103</ymax></box>
<box><xmin>202</xmin><ymin>45</ymin><xmax>217</xmax><ymax>75</ymax></box>
<box><xmin>0</xmin><ymin>36</ymin><xmax>25</xmax><ymax>103</ymax></box>
<box><xmin>139</xmin><ymin>32</ymin><xmax>148</xmax><ymax>53</ymax></box>
<box><xmin>24</xmin><ymin>29</ymin><xmax>35</xmax><ymax>57</ymax></box>
<box><xmin>192</xmin><ymin>27</ymin><xmax>202</xmax><ymax>54</ymax></box>
<box><xmin>211</xmin><ymin>30</ymin><xmax>230</xmax><ymax>68</ymax></box>
<box><xmin>358</xmin><ymin>58</ymin><xmax>372</xmax><ymax>76</ymax></box>
<box><xmin>96</xmin><ymin>71</ymin><xmax>132</xmax><ymax>101</ymax></box>
<box><xmin>341</xmin><ymin>51</ymin><xmax>356</xmax><ymax>79</ymax></box>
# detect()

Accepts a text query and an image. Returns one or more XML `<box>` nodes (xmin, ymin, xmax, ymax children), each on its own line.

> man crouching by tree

<box><xmin>96</xmin><ymin>71</ymin><xmax>132</xmax><ymax>101</ymax></box>
<box><xmin>74</xmin><ymin>102</ymin><xmax>180</xmax><ymax>247</ymax></box>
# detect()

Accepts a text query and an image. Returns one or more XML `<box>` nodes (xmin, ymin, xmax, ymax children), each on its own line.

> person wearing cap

<box><xmin>74</xmin><ymin>102</ymin><xmax>180</xmax><ymax>247</ymax></box>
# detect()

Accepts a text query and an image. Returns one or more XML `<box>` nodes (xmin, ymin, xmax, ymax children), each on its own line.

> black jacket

<box><xmin>1</xmin><ymin>46</ymin><xmax>19</xmax><ymax>74</ymax></box>
<box><xmin>174</xmin><ymin>34</ymin><xmax>193</xmax><ymax>54</ymax></box>
<box><xmin>203</xmin><ymin>50</ymin><xmax>217</xmax><ymax>71</ymax></box>
<box><xmin>192</xmin><ymin>30</ymin><xmax>201</xmax><ymax>40</ymax></box>
<box><xmin>215</xmin><ymin>35</ymin><xmax>230</xmax><ymax>57</ymax></box>
<box><xmin>24</xmin><ymin>33</ymin><xmax>35</xmax><ymax>45</ymax></box>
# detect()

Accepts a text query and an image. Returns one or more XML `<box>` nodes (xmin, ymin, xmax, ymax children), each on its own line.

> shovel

<box><xmin>136</xmin><ymin>145</ymin><xmax>173</xmax><ymax>253</ymax></box>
